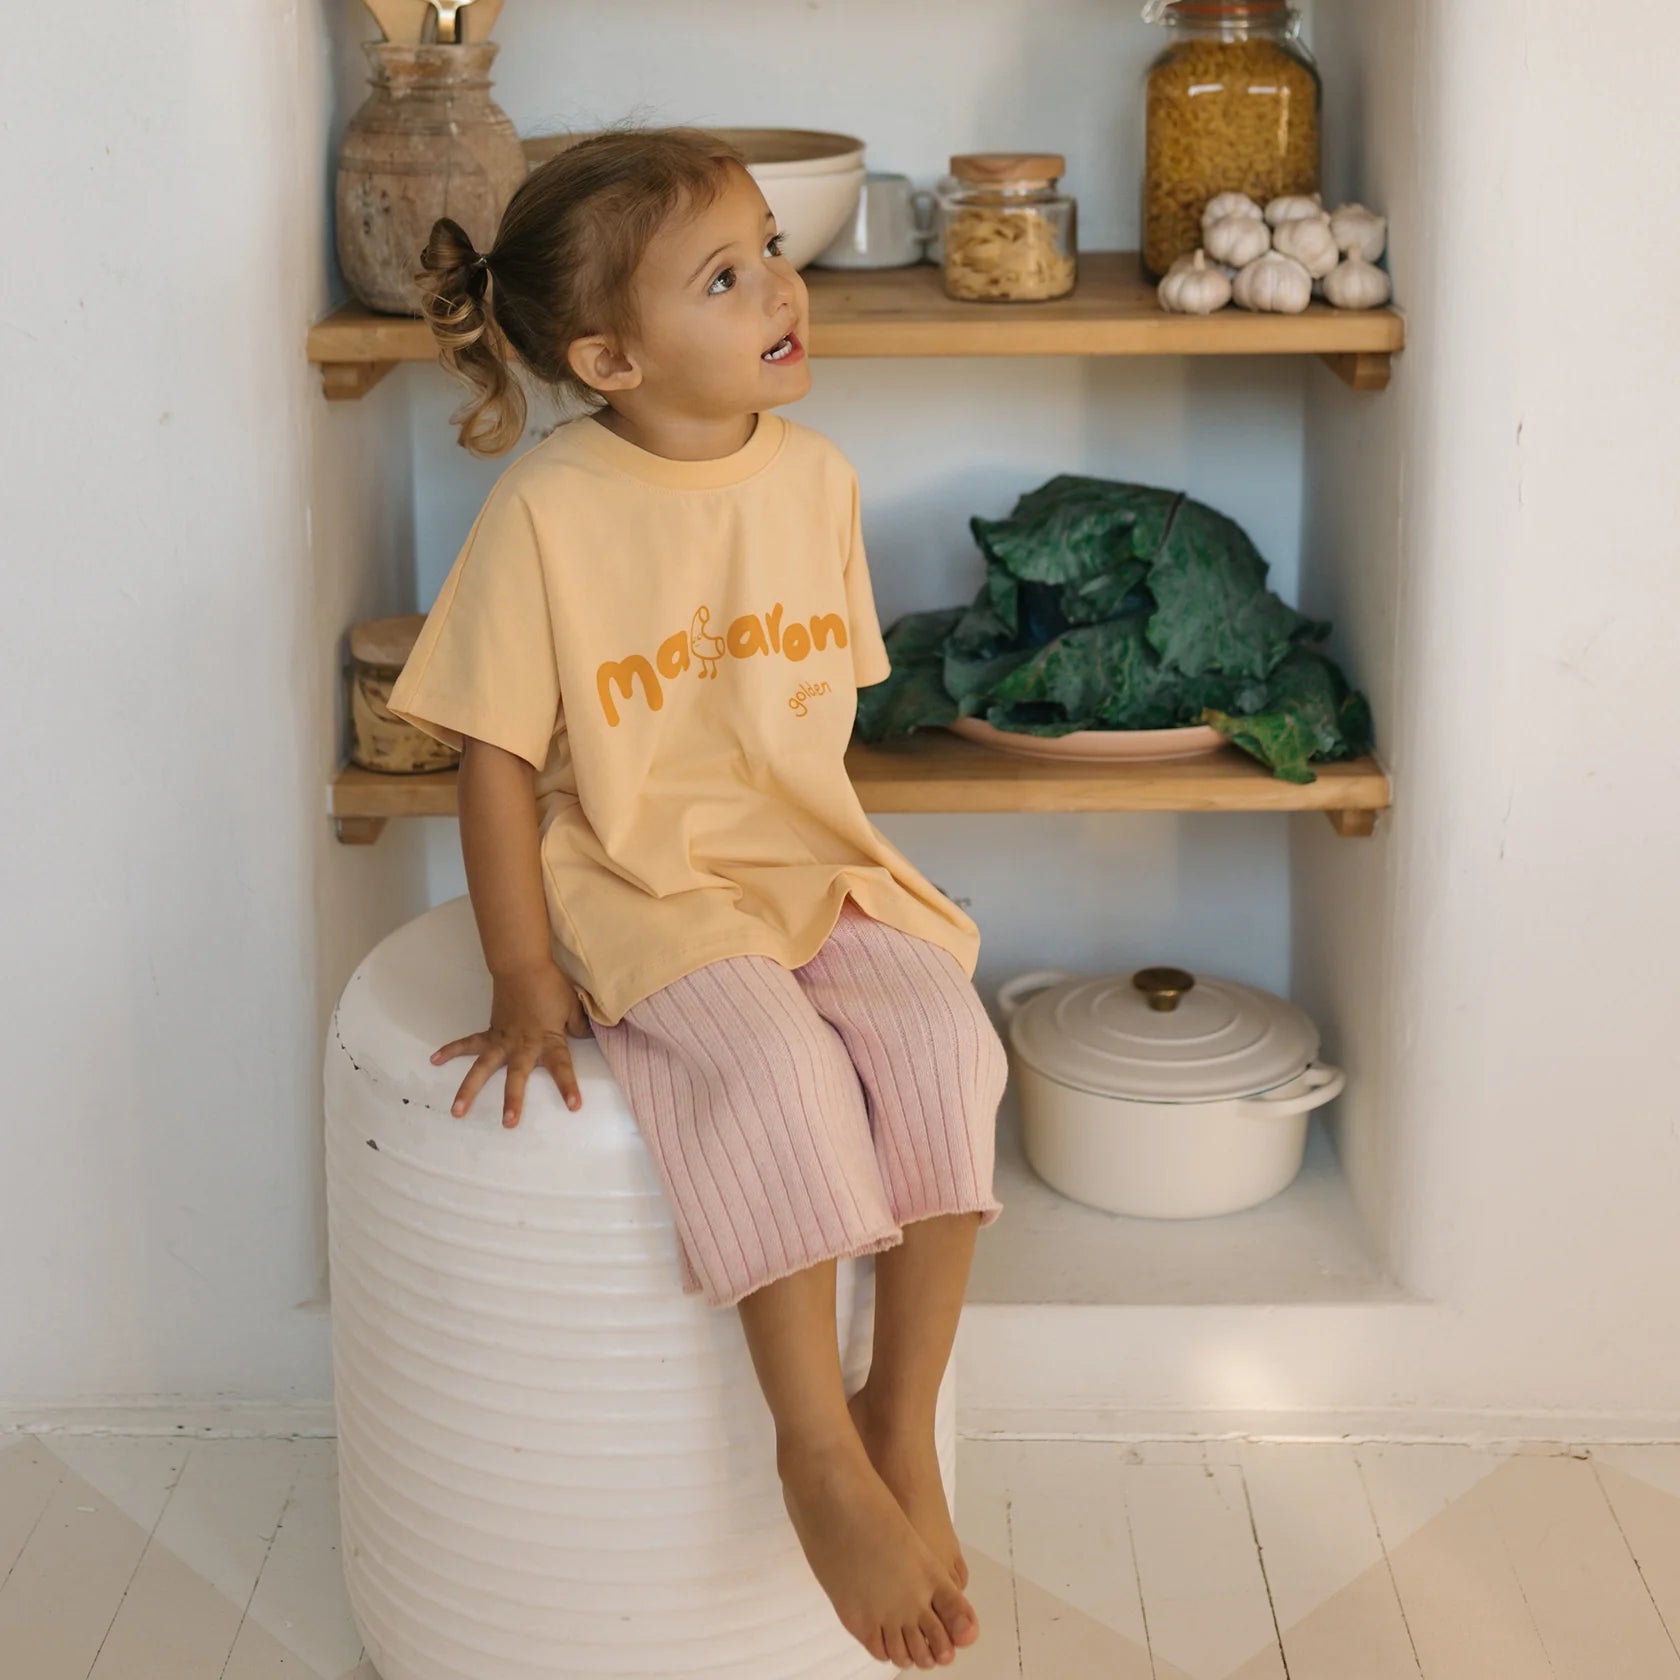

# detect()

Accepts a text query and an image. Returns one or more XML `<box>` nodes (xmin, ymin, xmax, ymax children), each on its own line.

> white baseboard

<box><xmin>0</xmin><ymin>1401</ymin><xmax>337</xmax><ymax>1438</ymax></box>
<box><xmin>7</xmin><ymin>1397</ymin><xmax>1679</xmax><ymax>1447</ymax></box>
<box><xmin>958</xmin><ymin>1403</ymin><xmax>1680</xmax><ymax>1446</ymax></box>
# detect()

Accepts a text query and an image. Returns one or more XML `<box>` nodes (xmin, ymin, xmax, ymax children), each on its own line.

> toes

<box><xmin>952</xmin><ymin>1548</ymin><xmax>970</xmax><ymax>1590</ymax></box>
<box><xmin>904</xmin><ymin>1621</ymin><xmax>937</xmax><ymax>1669</ymax></box>
<box><xmin>933</xmin><ymin>1578</ymin><xmax>979</xmax><ymax>1645</ymax></box>
<box><xmin>883</xmin><ymin>1622</ymin><xmax>913</xmax><ymax>1668</ymax></box>
<box><xmin>857</xmin><ymin>1622</ymin><xmax>889</xmax><ymax>1664</ymax></box>
<box><xmin>920</xmin><ymin>1608</ymin><xmax>955</xmax><ymax>1664</ymax></box>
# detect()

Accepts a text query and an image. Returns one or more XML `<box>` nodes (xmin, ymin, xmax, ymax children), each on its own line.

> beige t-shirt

<box><xmin>386</xmin><ymin>409</ymin><xmax>981</xmax><ymax>1026</ymax></box>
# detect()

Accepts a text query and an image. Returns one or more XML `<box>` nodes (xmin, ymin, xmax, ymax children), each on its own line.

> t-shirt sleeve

<box><xmin>385</xmin><ymin>484</ymin><xmax>563</xmax><ymax>772</ymax></box>
<box><xmin>842</xmin><ymin>469</ymin><xmax>893</xmax><ymax>689</ymax></box>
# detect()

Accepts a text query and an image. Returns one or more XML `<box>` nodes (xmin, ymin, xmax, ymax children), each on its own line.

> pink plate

<box><xmin>946</xmin><ymin>716</ymin><xmax>1231</xmax><ymax>763</ymax></box>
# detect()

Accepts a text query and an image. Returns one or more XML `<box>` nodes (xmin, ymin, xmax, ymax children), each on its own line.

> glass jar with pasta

<box><xmin>1140</xmin><ymin>0</ymin><xmax>1321</xmax><ymax>279</ymax></box>
<box><xmin>940</xmin><ymin>153</ymin><xmax>1077</xmax><ymax>303</ymax></box>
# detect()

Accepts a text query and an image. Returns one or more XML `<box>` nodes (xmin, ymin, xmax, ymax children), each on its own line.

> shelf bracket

<box><xmin>1325</xmin><ymin>808</ymin><xmax>1379</xmax><ymax>838</ymax></box>
<box><xmin>1319</xmin><ymin>351</ymin><xmax>1392</xmax><ymax>393</ymax></box>
<box><xmin>321</xmin><ymin>361</ymin><xmax>396</xmax><ymax>402</ymax></box>
<box><xmin>334</xmin><ymin>815</ymin><xmax>388</xmax><ymax>845</ymax></box>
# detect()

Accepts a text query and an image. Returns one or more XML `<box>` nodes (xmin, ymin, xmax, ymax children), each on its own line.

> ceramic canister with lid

<box><xmin>995</xmin><ymin>964</ymin><xmax>1345</xmax><ymax>1218</ymax></box>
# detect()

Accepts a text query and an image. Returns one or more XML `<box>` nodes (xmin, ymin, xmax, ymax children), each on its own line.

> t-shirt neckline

<box><xmin>572</xmin><ymin>409</ymin><xmax>786</xmax><ymax>489</ymax></box>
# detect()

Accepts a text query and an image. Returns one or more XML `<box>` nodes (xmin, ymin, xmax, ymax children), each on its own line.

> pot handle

<box><xmin>996</xmin><ymin>969</ymin><xmax>1076</xmax><ymax>1022</ymax></box>
<box><xmin>1240</xmin><ymin>1061</ymin><xmax>1347</xmax><ymax>1118</ymax></box>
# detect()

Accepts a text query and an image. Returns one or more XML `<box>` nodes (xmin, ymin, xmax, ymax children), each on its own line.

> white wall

<box><xmin>1296</xmin><ymin>0</ymin><xmax>1680</xmax><ymax>1416</ymax></box>
<box><xmin>2</xmin><ymin>2</ymin><xmax>411</xmax><ymax>1409</ymax></box>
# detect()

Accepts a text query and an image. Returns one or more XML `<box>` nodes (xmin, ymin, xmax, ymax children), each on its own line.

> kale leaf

<box><xmin>856</xmin><ymin>476</ymin><xmax>1374</xmax><ymax>781</ymax></box>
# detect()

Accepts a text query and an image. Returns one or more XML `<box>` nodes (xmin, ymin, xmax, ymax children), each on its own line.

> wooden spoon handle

<box><xmin>363</xmin><ymin>0</ymin><xmax>432</xmax><ymax>42</ymax></box>
<box><xmin>459</xmin><ymin>0</ymin><xmax>504</xmax><ymax>39</ymax></box>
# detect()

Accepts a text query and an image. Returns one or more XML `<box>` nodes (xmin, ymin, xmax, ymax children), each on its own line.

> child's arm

<box><xmin>428</xmin><ymin>735</ymin><xmax>589</xmax><ymax>1127</ymax></box>
<box><xmin>458</xmin><ymin>735</ymin><xmax>557</xmax><ymax>977</ymax></box>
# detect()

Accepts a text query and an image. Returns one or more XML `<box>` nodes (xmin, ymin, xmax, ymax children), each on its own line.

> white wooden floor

<box><xmin>5</xmin><ymin>1432</ymin><xmax>1680</xmax><ymax>1679</ymax></box>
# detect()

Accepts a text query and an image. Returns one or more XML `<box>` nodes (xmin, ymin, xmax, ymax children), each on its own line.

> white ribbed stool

<box><xmin>323</xmin><ymin>895</ymin><xmax>954</xmax><ymax>1680</ymax></box>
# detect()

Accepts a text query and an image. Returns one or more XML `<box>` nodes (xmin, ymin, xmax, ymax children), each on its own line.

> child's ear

<box><xmin>566</xmin><ymin>335</ymin><xmax>642</xmax><ymax>394</ymax></box>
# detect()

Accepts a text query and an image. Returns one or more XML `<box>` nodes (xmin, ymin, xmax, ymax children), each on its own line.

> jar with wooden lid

<box><xmin>1140</xmin><ymin>0</ymin><xmax>1321</xmax><ymax>278</ymax></box>
<box><xmin>940</xmin><ymin>153</ymin><xmax>1077</xmax><ymax>302</ymax></box>
<box><xmin>348</xmin><ymin>614</ymin><xmax>460</xmax><ymax>774</ymax></box>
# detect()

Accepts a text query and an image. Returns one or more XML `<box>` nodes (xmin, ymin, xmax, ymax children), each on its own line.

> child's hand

<box><xmin>430</xmin><ymin>964</ymin><xmax>590</xmax><ymax>1128</ymax></box>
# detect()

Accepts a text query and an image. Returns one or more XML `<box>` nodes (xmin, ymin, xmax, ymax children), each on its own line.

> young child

<box><xmin>385</xmin><ymin>124</ymin><xmax>1007</xmax><ymax>1672</ymax></box>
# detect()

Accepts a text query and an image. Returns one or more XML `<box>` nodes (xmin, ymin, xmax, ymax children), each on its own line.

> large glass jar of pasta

<box><xmin>1140</xmin><ymin>0</ymin><xmax>1321</xmax><ymax>279</ymax></box>
<box><xmin>940</xmin><ymin>153</ymin><xmax>1077</xmax><ymax>303</ymax></box>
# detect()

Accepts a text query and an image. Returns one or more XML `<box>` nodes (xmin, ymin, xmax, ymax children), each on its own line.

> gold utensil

<box><xmin>459</xmin><ymin>0</ymin><xmax>504</xmax><ymax>39</ymax></box>
<box><xmin>363</xmin><ymin>0</ymin><xmax>433</xmax><ymax>42</ymax></box>
<box><xmin>423</xmin><ymin>0</ymin><xmax>476</xmax><ymax>42</ymax></box>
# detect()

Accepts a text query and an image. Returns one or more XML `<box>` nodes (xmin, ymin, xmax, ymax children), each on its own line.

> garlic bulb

<box><xmin>1202</xmin><ymin>191</ymin><xmax>1264</xmax><ymax>232</ymax></box>
<box><xmin>1329</xmin><ymin>202</ymin><xmax>1387</xmax><ymax>261</ymax></box>
<box><xmin>1232</xmin><ymin>251</ymin><xmax>1313</xmax><ymax>314</ymax></box>
<box><xmin>1271</xmin><ymin>213</ymin><xmax>1339</xmax><ymax>280</ymax></box>
<box><xmin>1157</xmin><ymin>249</ymin><xmax>1232</xmax><ymax>315</ymax></box>
<box><xmin>1203</xmin><ymin>210</ymin><xmax>1271</xmax><ymax>269</ymax></box>
<box><xmin>1264</xmin><ymin>192</ymin><xmax>1325</xmax><ymax>227</ymax></box>
<box><xmin>1322</xmin><ymin>251</ymin><xmax>1392</xmax><ymax>310</ymax></box>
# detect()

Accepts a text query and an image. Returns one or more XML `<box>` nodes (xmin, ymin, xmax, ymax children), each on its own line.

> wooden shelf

<box><xmin>307</xmin><ymin>251</ymin><xmax>1404</xmax><ymax>399</ymax></box>
<box><xmin>329</xmin><ymin>733</ymin><xmax>1390</xmax><ymax>844</ymax></box>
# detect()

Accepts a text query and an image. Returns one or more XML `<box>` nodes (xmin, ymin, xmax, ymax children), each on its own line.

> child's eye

<box><xmin>707</xmin><ymin>233</ymin><xmax>788</xmax><ymax>295</ymax></box>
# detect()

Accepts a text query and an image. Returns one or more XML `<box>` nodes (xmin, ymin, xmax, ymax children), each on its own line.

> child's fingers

<box><xmin>501</xmin><ymin>1048</ymin><xmax>543</xmax><ymax>1129</ymax></box>
<box><xmin>544</xmin><ymin>1047</ymin><xmax>583</xmax><ymax>1111</ymax></box>
<box><xmin>430</xmin><ymin>1033</ymin><xmax>486</xmax><ymax>1066</ymax></box>
<box><xmin>449</xmin><ymin>1047</ymin><xmax>506</xmax><ymax>1118</ymax></box>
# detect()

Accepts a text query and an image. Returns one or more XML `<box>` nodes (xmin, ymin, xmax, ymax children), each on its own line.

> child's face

<box><xmin>572</xmin><ymin>163</ymin><xmax>811</xmax><ymax>418</ymax></box>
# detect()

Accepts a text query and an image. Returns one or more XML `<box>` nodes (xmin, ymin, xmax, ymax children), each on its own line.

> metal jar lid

<box><xmin>1004</xmin><ymin>965</ymin><xmax>1321</xmax><ymax>1104</ymax></box>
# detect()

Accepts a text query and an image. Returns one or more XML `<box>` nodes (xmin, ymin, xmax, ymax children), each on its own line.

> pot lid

<box><xmin>1005</xmin><ymin>966</ymin><xmax>1320</xmax><ymax>1103</ymax></box>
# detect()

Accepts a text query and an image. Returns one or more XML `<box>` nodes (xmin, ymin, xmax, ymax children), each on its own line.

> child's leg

<box><xmin>848</xmin><ymin>1212</ymin><xmax>983</xmax><ymax>1588</ymax></box>
<box><xmin>792</xmin><ymin>899</ymin><xmax>1010</xmax><ymax>1585</ymax></box>
<box><xmin>735</xmin><ymin>1258</ymin><xmax>978</xmax><ymax>1668</ymax></box>
<box><xmin>589</xmin><ymin>949</ymin><xmax>979</xmax><ymax>1665</ymax></box>
<box><xmin>589</xmin><ymin>951</ymin><xmax>907</xmax><ymax>1308</ymax></box>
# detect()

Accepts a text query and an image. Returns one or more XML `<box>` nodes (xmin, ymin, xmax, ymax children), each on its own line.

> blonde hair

<box><xmin>414</xmin><ymin>122</ymin><xmax>750</xmax><ymax>457</ymax></box>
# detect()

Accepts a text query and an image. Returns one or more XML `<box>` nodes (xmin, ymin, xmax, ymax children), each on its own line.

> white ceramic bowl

<box><xmin>755</xmin><ymin>165</ymin><xmax>867</xmax><ymax>268</ymax></box>
<box><xmin>523</xmin><ymin>130</ymin><xmax>867</xmax><ymax>271</ymax></box>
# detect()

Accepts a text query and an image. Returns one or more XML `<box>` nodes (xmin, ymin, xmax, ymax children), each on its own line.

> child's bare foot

<box><xmin>848</xmin><ymin>1387</ymin><xmax>969</xmax><ymax>1591</ymax></box>
<box><xmin>778</xmin><ymin>1429</ymin><xmax>978</xmax><ymax>1669</ymax></box>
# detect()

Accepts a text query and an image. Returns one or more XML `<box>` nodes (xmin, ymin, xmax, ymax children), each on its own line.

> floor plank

<box><xmin>1488</xmin><ymin>1452</ymin><xmax>1680</xmax><ymax>1679</ymax></box>
<box><xmin>952</xmin><ymin>1439</ymin><xmax>1025</xmax><ymax>1680</ymax></box>
<box><xmin>0</xmin><ymin>1436</ymin><xmax>67</xmax><ymax>1583</ymax></box>
<box><xmin>87</xmin><ymin>1437</ymin><xmax>302</xmax><ymax>1680</ymax></box>
<box><xmin>1591</xmin><ymin>1445</ymin><xmax>1680</xmax><ymax>1656</ymax></box>
<box><xmin>995</xmin><ymin>1439</ymin><xmax>1156</xmax><ymax>1679</ymax></box>
<box><xmin>222</xmin><ymin>1440</ymin><xmax>365</xmax><ymax>1680</ymax></box>
<box><xmin>1123</xmin><ymin>1453</ymin><xmax>1286</xmax><ymax>1680</ymax></box>
<box><xmin>0</xmin><ymin>1437</ymin><xmax>190</xmax><ymax>1680</ymax></box>
<box><xmin>1357</xmin><ymin>1443</ymin><xmax>1556</xmax><ymax>1680</ymax></box>
<box><xmin>1238</xmin><ymin>1440</ymin><xmax>1421</xmax><ymax>1680</ymax></box>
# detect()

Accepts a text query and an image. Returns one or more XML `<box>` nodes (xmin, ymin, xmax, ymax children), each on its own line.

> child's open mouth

<box><xmin>761</xmin><ymin>331</ymin><xmax>804</xmax><ymax>366</ymax></box>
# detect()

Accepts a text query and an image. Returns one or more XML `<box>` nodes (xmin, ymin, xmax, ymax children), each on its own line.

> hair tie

<box><xmin>471</xmin><ymin>252</ymin><xmax>491</xmax><ymax>272</ymax></box>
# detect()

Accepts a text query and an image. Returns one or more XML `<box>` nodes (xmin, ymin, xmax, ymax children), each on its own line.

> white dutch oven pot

<box><xmin>996</xmin><ymin>965</ymin><xmax>1346</xmax><ymax>1218</ymax></box>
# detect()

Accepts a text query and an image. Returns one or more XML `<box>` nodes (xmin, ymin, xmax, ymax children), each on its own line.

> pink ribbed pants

<box><xmin>589</xmin><ymin>898</ymin><xmax>1008</xmax><ymax>1308</ymax></box>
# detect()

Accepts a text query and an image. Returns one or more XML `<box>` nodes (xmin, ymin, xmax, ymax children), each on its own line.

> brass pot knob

<box><xmin>1132</xmin><ymin>966</ymin><xmax>1196</xmax><ymax>1012</ymax></box>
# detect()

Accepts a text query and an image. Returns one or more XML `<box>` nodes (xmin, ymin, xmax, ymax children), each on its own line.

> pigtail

<box><xmin>416</xmin><ymin>216</ymin><xmax>528</xmax><ymax>459</ymax></box>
